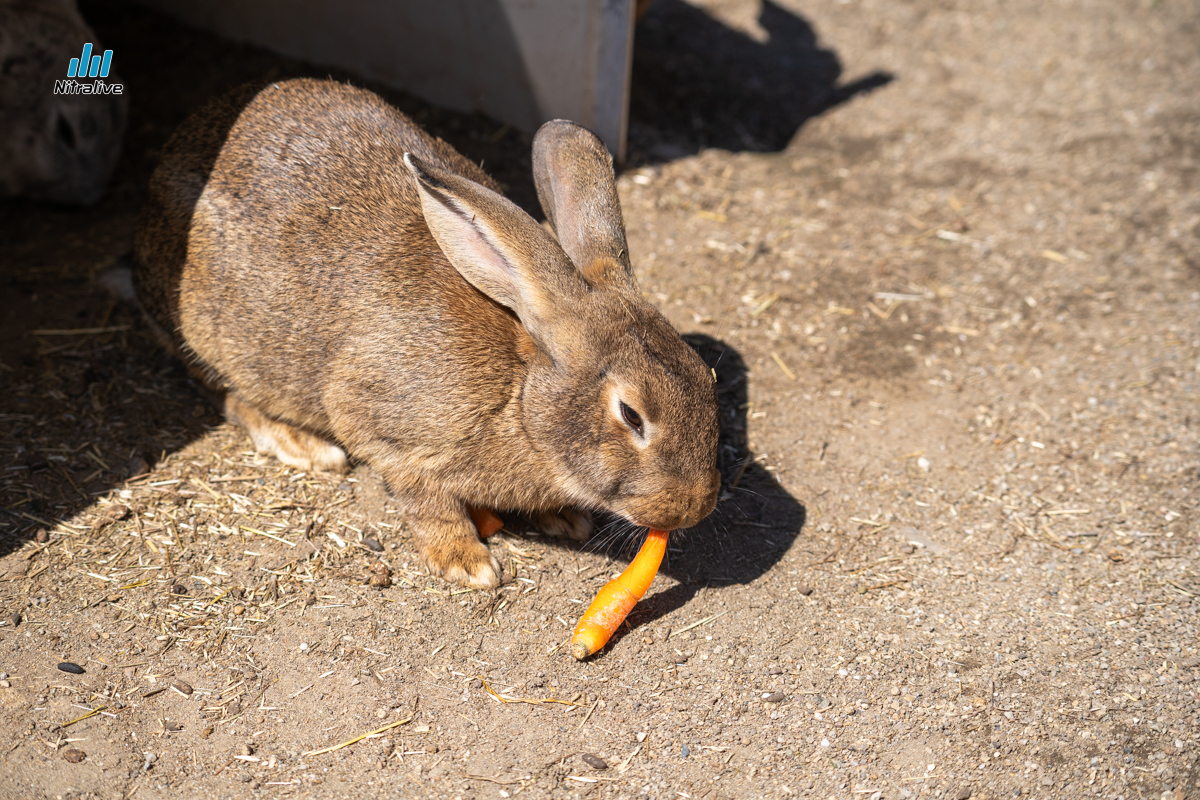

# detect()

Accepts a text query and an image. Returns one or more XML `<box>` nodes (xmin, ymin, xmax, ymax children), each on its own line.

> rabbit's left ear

<box><xmin>532</xmin><ymin>120</ymin><xmax>637</xmax><ymax>292</ymax></box>
<box><xmin>405</xmin><ymin>152</ymin><xmax>588</xmax><ymax>355</ymax></box>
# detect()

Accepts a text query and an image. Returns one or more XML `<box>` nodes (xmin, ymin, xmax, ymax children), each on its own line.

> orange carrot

<box><xmin>570</xmin><ymin>528</ymin><xmax>669</xmax><ymax>660</ymax></box>
<box><xmin>468</xmin><ymin>506</ymin><xmax>504</xmax><ymax>538</ymax></box>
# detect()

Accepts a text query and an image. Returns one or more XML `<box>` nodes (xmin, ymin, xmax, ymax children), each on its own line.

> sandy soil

<box><xmin>1</xmin><ymin>0</ymin><xmax>1197</xmax><ymax>798</ymax></box>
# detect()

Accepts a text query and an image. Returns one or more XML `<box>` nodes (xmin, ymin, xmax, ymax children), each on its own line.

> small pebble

<box><xmin>763</xmin><ymin>692</ymin><xmax>786</xmax><ymax>703</ymax></box>
<box><xmin>171</xmin><ymin>680</ymin><xmax>193</xmax><ymax>695</ymax></box>
<box><xmin>955</xmin><ymin>787</ymin><xmax>972</xmax><ymax>800</ymax></box>
<box><xmin>0</xmin><ymin>680</ymin><xmax>10</xmax><ymax>689</ymax></box>
<box><xmin>232</xmin><ymin>605</ymin><xmax>245</xmax><ymax>615</ymax></box>
<box><xmin>163</xmin><ymin>721</ymin><xmax>182</xmax><ymax>732</ymax></box>
<box><xmin>470</xmin><ymin>678</ymin><xmax>483</xmax><ymax>689</ymax></box>
<box><xmin>363</xmin><ymin>538</ymin><xmax>384</xmax><ymax>552</ymax></box>
<box><xmin>107</xmin><ymin>594</ymin><xmax>121</xmax><ymax>603</ymax></box>
<box><xmin>57</xmin><ymin>662</ymin><xmax>85</xmax><ymax>675</ymax></box>
<box><xmin>368</xmin><ymin>573</ymin><xmax>392</xmax><ymax>588</ymax></box>
<box><xmin>35</xmin><ymin>529</ymin><xmax>49</xmax><ymax>543</ymax></box>
<box><xmin>61</xmin><ymin>748</ymin><xmax>86</xmax><ymax>763</ymax></box>
<box><xmin>673</xmin><ymin>655</ymin><xmax>688</xmax><ymax>665</ymax></box>
<box><xmin>680</xmin><ymin>745</ymin><xmax>690</xmax><ymax>757</ymax></box>
<box><xmin>142</xmin><ymin>752</ymin><xmax>157</xmax><ymax>771</ymax></box>
<box><xmin>636</xmin><ymin>732</ymin><xmax>647</xmax><ymax>742</ymax></box>
<box><xmin>796</xmin><ymin>584</ymin><xmax>813</xmax><ymax>596</ymax></box>
<box><xmin>201</xmin><ymin>727</ymin><xmax>214</xmax><ymax>739</ymax></box>
<box><xmin>170</xmin><ymin>584</ymin><xmax>187</xmax><ymax>595</ymax></box>
<box><xmin>239</xmin><ymin>743</ymin><xmax>255</xmax><ymax>756</ymax></box>
<box><xmin>581</xmin><ymin>753</ymin><xmax>607</xmax><ymax>770</ymax></box>
<box><xmin>8</xmin><ymin>612</ymin><xmax>19</xmax><ymax>627</ymax></box>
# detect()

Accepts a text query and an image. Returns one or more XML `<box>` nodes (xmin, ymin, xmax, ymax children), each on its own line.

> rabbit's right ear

<box><xmin>405</xmin><ymin>153</ymin><xmax>589</xmax><ymax>355</ymax></box>
<box><xmin>532</xmin><ymin>120</ymin><xmax>636</xmax><ymax>292</ymax></box>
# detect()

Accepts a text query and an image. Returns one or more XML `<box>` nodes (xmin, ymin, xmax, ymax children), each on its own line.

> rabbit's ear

<box><xmin>532</xmin><ymin>120</ymin><xmax>636</xmax><ymax>291</ymax></box>
<box><xmin>405</xmin><ymin>153</ymin><xmax>588</xmax><ymax>349</ymax></box>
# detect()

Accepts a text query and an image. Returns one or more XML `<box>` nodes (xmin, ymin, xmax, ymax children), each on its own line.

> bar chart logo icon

<box><xmin>68</xmin><ymin>43</ymin><xmax>113</xmax><ymax>78</ymax></box>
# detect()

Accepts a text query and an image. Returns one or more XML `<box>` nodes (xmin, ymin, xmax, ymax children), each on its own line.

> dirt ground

<box><xmin>1</xmin><ymin>0</ymin><xmax>1198</xmax><ymax>798</ymax></box>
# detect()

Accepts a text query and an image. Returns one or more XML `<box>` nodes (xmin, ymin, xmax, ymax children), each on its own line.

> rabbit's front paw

<box><xmin>530</xmin><ymin>509</ymin><xmax>593</xmax><ymax>542</ymax></box>
<box><xmin>419</xmin><ymin>526</ymin><xmax>503</xmax><ymax>589</ymax></box>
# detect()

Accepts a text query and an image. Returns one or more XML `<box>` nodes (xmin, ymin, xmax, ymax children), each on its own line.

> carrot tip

<box><xmin>570</xmin><ymin>641</ymin><xmax>594</xmax><ymax>661</ymax></box>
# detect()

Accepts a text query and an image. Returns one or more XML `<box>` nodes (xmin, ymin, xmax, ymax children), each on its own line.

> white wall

<box><xmin>138</xmin><ymin>0</ymin><xmax>635</xmax><ymax>159</ymax></box>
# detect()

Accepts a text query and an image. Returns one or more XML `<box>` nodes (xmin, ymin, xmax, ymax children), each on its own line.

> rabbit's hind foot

<box><xmin>225</xmin><ymin>392</ymin><xmax>348</xmax><ymax>473</ymax></box>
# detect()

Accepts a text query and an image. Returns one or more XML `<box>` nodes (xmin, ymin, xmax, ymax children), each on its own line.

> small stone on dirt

<box><xmin>8</xmin><ymin>612</ymin><xmax>19</xmax><ymax>627</ymax></box>
<box><xmin>35</xmin><ymin>529</ymin><xmax>49</xmax><ymax>543</ymax></box>
<box><xmin>201</xmin><ymin>727</ymin><xmax>214</xmax><ymax>739</ymax></box>
<box><xmin>171</xmin><ymin>680</ymin><xmax>193</xmax><ymax>695</ymax></box>
<box><xmin>107</xmin><ymin>594</ymin><xmax>121</xmax><ymax>603</ymax></box>
<box><xmin>763</xmin><ymin>692</ymin><xmax>786</xmax><ymax>703</ymax></box>
<box><xmin>955</xmin><ymin>787</ymin><xmax>972</xmax><ymax>799</ymax></box>
<box><xmin>61</xmin><ymin>748</ymin><xmax>86</xmax><ymax>763</ymax></box>
<box><xmin>364</xmin><ymin>538</ymin><xmax>384</xmax><ymax>552</ymax></box>
<box><xmin>57</xmin><ymin>661</ymin><xmax>84</xmax><ymax>674</ymax></box>
<box><xmin>796</xmin><ymin>584</ymin><xmax>814</xmax><ymax>595</ymax></box>
<box><xmin>170</xmin><ymin>584</ymin><xmax>187</xmax><ymax>595</ymax></box>
<box><xmin>581</xmin><ymin>753</ymin><xmax>607</xmax><ymax>770</ymax></box>
<box><xmin>368</xmin><ymin>573</ymin><xmax>391</xmax><ymax>588</ymax></box>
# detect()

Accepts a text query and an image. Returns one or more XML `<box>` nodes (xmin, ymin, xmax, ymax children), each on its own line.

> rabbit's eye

<box><xmin>619</xmin><ymin>401</ymin><xmax>644</xmax><ymax>437</ymax></box>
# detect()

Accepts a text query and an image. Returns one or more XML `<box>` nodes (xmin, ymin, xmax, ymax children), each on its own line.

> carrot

<box><xmin>570</xmin><ymin>528</ymin><xmax>669</xmax><ymax>660</ymax></box>
<box><xmin>468</xmin><ymin>506</ymin><xmax>504</xmax><ymax>538</ymax></box>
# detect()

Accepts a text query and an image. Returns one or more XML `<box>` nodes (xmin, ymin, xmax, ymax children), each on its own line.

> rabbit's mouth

<box><xmin>618</xmin><ymin>477</ymin><xmax>721</xmax><ymax>532</ymax></box>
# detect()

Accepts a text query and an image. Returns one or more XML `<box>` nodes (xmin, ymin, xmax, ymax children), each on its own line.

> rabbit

<box><xmin>132</xmin><ymin>78</ymin><xmax>720</xmax><ymax>588</ymax></box>
<box><xmin>0</xmin><ymin>0</ymin><xmax>127</xmax><ymax>205</ymax></box>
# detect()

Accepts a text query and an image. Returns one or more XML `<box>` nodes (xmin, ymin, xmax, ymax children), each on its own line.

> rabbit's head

<box><xmin>406</xmin><ymin>120</ymin><xmax>720</xmax><ymax>532</ymax></box>
<box><xmin>0</xmin><ymin>0</ymin><xmax>127</xmax><ymax>205</ymax></box>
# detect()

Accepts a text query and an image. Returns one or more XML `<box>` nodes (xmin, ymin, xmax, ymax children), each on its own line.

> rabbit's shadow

<box><xmin>629</xmin><ymin>0</ymin><xmax>894</xmax><ymax>162</ymax></box>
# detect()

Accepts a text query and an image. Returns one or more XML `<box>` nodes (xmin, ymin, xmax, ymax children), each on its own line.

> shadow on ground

<box><xmin>629</xmin><ymin>0</ymin><xmax>893</xmax><ymax>161</ymax></box>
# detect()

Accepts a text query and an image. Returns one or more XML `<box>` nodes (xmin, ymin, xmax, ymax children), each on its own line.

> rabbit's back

<box><xmin>134</xmin><ymin>79</ymin><xmax>520</xmax><ymax>436</ymax></box>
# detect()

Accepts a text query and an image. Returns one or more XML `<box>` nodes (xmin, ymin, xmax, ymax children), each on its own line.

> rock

<box><xmin>954</xmin><ymin>787</ymin><xmax>972</xmax><ymax>799</ymax></box>
<box><xmin>170</xmin><ymin>584</ymin><xmax>187</xmax><ymax>595</ymax></box>
<box><xmin>57</xmin><ymin>661</ymin><xmax>85</xmax><ymax>675</ymax></box>
<box><xmin>8</xmin><ymin>612</ymin><xmax>20</xmax><ymax>627</ymax></box>
<box><xmin>581</xmin><ymin>753</ymin><xmax>607</xmax><ymax>770</ymax></box>
<box><xmin>763</xmin><ymin>692</ymin><xmax>786</xmax><ymax>703</ymax></box>
<box><xmin>61</xmin><ymin>748</ymin><xmax>86</xmax><ymax>763</ymax></box>
<box><xmin>364</xmin><ymin>538</ymin><xmax>384</xmax><ymax>552</ymax></box>
<box><xmin>171</xmin><ymin>680</ymin><xmax>193</xmax><ymax>695</ymax></box>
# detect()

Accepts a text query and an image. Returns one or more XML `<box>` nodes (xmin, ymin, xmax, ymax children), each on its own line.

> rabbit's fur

<box><xmin>133</xmin><ymin>79</ymin><xmax>719</xmax><ymax>588</ymax></box>
<box><xmin>0</xmin><ymin>0</ymin><xmax>127</xmax><ymax>205</ymax></box>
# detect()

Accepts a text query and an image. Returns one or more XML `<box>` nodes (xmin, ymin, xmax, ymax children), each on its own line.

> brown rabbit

<box><xmin>132</xmin><ymin>78</ymin><xmax>720</xmax><ymax>588</ymax></box>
